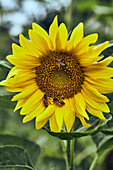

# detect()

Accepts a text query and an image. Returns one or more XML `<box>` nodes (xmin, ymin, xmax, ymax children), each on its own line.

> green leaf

<box><xmin>0</xmin><ymin>167</ymin><xmax>32</xmax><ymax>170</ymax></box>
<box><xmin>0</xmin><ymin>61</ymin><xmax>12</xmax><ymax>71</ymax></box>
<box><xmin>89</xmin><ymin>137</ymin><xmax>113</xmax><ymax>170</ymax></box>
<box><xmin>43</xmin><ymin>114</ymin><xmax>112</xmax><ymax>140</ymax></box>
<box><xmin>41</xmin><ymin>156</ymin><xmax>66</xmax><ymax>170</ymax></box>
<box><xmin>97</xmin><ymin>137</ymin><xmax>113</xmax><ymax>157</ymax></box>
<box><xmin>101</xmin><ymin>118</ymin><xmax>113</xmax><ymax>136</ymax></box>
<box><xmin>100</xmin><ymin>111</ymin><xmax>113</xmax><ymax>136</ymax></box>
<box><xmin>89</xmin><ymin>154</ymin><xmax>98</xmax><ymax>170</ymax></box>
<box><xmin>101</xmin><ymin>129</ymin><xmax>113</xmax><ymax>135</ymax></box>
<box><xmin>0</xmin><ymin>145</ymin><xmax>35</xmax><ymax>170</ymax></box>
<box><xmin>0</xmin><ymin>134</ymin><xmax>40</xmax><ymax>167</ymax></box>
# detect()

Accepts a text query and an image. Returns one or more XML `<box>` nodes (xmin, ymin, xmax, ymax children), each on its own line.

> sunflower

<box><xmin>1</xmin><ymin>16</ymin><xmax>113</xmax><ymax>132</ymax></box>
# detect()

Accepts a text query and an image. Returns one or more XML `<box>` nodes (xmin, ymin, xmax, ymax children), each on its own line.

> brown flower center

<box><xmin>35</xmin><ymin>51</ymin><xmax>85</xmax><ymax>99</ymax></box>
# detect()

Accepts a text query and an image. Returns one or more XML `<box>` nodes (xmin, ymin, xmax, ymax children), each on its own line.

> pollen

<box><xmin>35</xmin><ymin>51</ymin><xmax>85</xmax><ymax>99</ymax></box>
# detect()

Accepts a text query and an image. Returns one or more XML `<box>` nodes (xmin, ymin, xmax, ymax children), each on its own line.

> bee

<box><xmin>55</xmin><ymin>59</ymin><xmax>66</xmax><ymax>69</ymax></box>
<box><xmin>53</xmin><ymin>95</ymin><xmax>65</xmax><ymax>107</ymax></box>
<box><xmin>43</xmin><ymin>94</ymin><xmax>51</xmax><ymax>107</ymax></box>
<box><xmin>43</xmin><ymin>94</ymin><xmax>48</xmax><ymax>107</ymax></box>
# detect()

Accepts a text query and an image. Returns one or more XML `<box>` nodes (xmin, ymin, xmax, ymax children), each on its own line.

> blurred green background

<box><xmin>0</xmin><ymin>0</ymin><xmax>113</xmax><ymax>169</ymax></box>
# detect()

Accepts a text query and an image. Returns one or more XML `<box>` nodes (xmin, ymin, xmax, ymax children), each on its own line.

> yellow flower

<box><xmin>1</xmin><ymin>16</ymin><xmax>113</xmax><ymax>132</ymax></box>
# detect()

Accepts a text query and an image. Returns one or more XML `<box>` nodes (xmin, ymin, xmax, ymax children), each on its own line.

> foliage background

<box><xmin>0</xmin><ymin>0</ymin><xmax>113</xmax><ymax>169</ymax></box>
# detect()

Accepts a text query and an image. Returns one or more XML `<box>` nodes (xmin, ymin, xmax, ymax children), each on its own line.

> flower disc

<box><xmin>35</xmin><ymin>51</ymin><xmax>84</xmax><ymax>99</ymax></box>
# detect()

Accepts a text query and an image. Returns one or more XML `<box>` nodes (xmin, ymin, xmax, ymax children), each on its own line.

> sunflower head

<box><xmin>0</xmin><ymin>16</ymin><xmax>113</xmax><ymax>132</ymax></box>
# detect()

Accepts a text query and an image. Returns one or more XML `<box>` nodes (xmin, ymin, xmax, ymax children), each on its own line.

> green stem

<box><xmin>63</xmin><ymin>139</ymin><xmax>74</xmax><ymax>170</ymax></box>
<box><xmin>70</xmin><ymin>139</ymin><xmax>74</xmax><ymax>170</ymax></box>
<box><xmin>67</xmin><ymin>140</ymin><xmax>71</xmax><ymax>168</ymax></box>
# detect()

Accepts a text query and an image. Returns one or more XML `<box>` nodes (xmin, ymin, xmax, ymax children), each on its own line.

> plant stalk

<box><xmin>70</xmin><ymin>139</ymin><xmax>74</xmax><ymax>170</ymax></box>
<box><xmin>62</xmin><ymin>139</ymin><xmax>74</xmax><ymax>170</ymax></box>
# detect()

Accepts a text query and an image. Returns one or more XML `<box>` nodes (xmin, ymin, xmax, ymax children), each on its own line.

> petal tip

<box><xmin>19</xmin><ymin>33</ymin><xmax>23</xmax><ymax>38</ymax></box>
<box><xmin>11</xmin><ymin>96</ymin><xmax>17</xmax><ymax>101</ymax></box>
<box><xmin>79</xmin><ymin>22</ymin><xmax>84</xmax><ymax>27</ymax></box>
<box><xmin>13</xmin><ymin>109</ymin><xmax>16</xmax><ymax>112</ymax></box>
<box><xmin>0</xmin><ymin>80</ymin><xmax>6</xmax><ymax>86</ymax></box>
<box><xmin>54</xmin><ymin>15</ymin><xmax>58</xmax><ymax>21</ymax></box>
<box><xmin>22</xmin><ymin>118</ymin><xmax>26</xmax><ymax>123</ymax></box>
<box><xmin>12</xmin><ymin>43</ymin><xmax>16</xmax><ymax>50</ymax></box>
<box><xmin>105</xmin><ymin>41</ymin><xmax>109</xmax><ymax>47</ymax></box>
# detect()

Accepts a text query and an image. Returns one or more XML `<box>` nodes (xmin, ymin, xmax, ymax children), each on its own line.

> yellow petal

<box><xmin>79</xmin><ymin>41</ymin><xmax>108</xmax><ymax>66</ymax></box>
<box><xmin>88</xmin><ymin>56</ymin><xmax>113</xmax><ymax>68</ymax></box>
<box><xmin>85</xmin><ymin>67</ymin><xmax>113</xmax><ymax>78</ymax></box>
<box><xmin>23</xmin><ymin>101</ymin><xmax>45</xmax><ymax>123</ymax></box>
<box><xmin>0</xmin><ymin>77</ymin><xmax>35</xmax><ymax>89</ymax></box>
<box><xmin>20</xmin><ymin>89</ymin><xmax>44</xmax><ymax>115</ymax></box>
<box><xmin>69</xmin><ymin>97</ymin><xmax>76</xmax><ymax>112</ymax></box>
<box><xmin>32</xmin><ymin>23</ymin><xmax>53</xmax><ymax>50</ymax></box>
<box><xmin>11</xmin><ymin>43</ymin><xmax>41</xmax><ymax>65</ymax></box>
<box><xmin>11</xmin><ymin>83</ymin><xmax>38</xmax><ymax>101</ymax></box>
<box><xmin>92</xmin><ymin>41</ymin><xmax>109</xmax><ymax>54</ymax></box>
<box><xmin>85</xmin><ymin>77</ymin><xmax>113</xmax><ymax>94</ymax></box>
<box><xmin>67</xmin><ymin>22</ymin><xmax>83</xmax><ymax>51</ymax></box>
<box><xmin>29</xmin><ymin>29</ymin><xmax>49</xmax><ymax>54</ymax></box>
<box><xmin>55</xmin><ymin>107</ymin><xmax>63</xmax><ymax>132</ymax></box>
<box><xmin>2</xmin><ymin>71</ymin><xmax>36</xmax><ymax>87</ymax></box>
<box><xmin>49</xmin><ymin>15</ymin><xmax>58</xmax><ymax>49</ymax></box>
<box><xmin>74</xmin><ymin>33</ymin><xmax>98</xmax><ymax>55</ymax></box>
<box><xmin>12</xmin><ymin>43</ymin><xmax>26</xmax><ymax>55</ymax></box>
<box><xmin>83</xmin><ymin>81</ymin><xmax>109</xmax><ymax>102</ymax></box>
<box><xmin>78</xmin><ymin>115</ymin><xmax>91</xmax><ymax>128</ymax></box>
<box><xmin>63</xmin><ymin>99</ymin><xmax>75</xmax><ymax>132</ymax></box>
<box><xmin>35</xmin><ymin>118</ymin><xmax>48</xmax><ymax>130</ymax></box>
<box><xmin>6</xmin><ymin>79</ymin><xmax>35</xmax><ymax>89</ymax></box>
<box><xmin>36</xmin><ymin>105</ymin><xmax>56</xmax><ymax>122</ymax></box>
<box><xmin>6</xmin><ymin>55</ymin><xmax>40</xmax><ymax>68</ymax></box>
<box><xmin>74</xmin><ymin>93</ymin><xmax>89</xmax><ymax>120</ymax></box>
<box><xmin>6</xmin><ymin>66</ymin><xmax>19</xmax><ymax>80</ymax></box>
<box><xmin>81</xmin><ymin>89</ymin><xmax>110</xmax><ymax>113</ymax></box>
<box><xmin>56</xmin><ymin>23</ymin><xmax>68</xmax><ymax>51</ymax></box>
<box><xmin>19</xmin><ymin>34</ymin><xmax>41</xmax><ymax>56</ymax></box>
<box><xmin>79</xmin><ymin>50</ymin><xmax>104</xmax><ymax>67</ymax></box>
<box><xmin>6</xmin><ymin>66</ymin><xmax>35</xmax><ymax>80</ymax></box>
<box><xmin>86</xmin><ymin>104</ymin><xmax>105</xmax><ymax>119</ymax></box>
<box><xmin>14</xmin><ymin>99</ymin><xmax>26</xmax><ymax>112</ymax></box>
<box><xmin>50</xmin><ymin>113</ymin><xmax>59</xmax><ymax>132</ymax></box>
<box><xmin>4</xmin><ymin>86</ymin><xmax>23</xmax><ymax>92</ymax></box>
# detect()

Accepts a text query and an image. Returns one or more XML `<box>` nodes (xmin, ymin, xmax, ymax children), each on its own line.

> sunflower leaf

<box><xmin>0</xmin><ymin>60</ymin><xmax>12</xmax><ymax>71</ymax></box>
<box><xmin>101</xmin><ymin>117</ymin><xmax>113</xmax><ymax>136</ymax></box>
<box><xmin>41</xmin><ymin>156</ymin><xmax>66</xmax><ymax>170</ymax></box>
<box><xmin>89</xmin><ymin>136</ymin><xmax>113</xmax><ymax>170</ymax></box>
<box><xmin>101</xmin><ymin>129</ymin><xmax>113</xmax><ymax>135</ymax></box>
<box><xmin>43</xmin><ymin>114</ymin><xmax>112</xmax><ymax>140</ymax></box>
<box><xmin>0</xmin><ymin>145</ymin><xmax>35</xmax><ymax>170</ymax></box>
<box><xmin>0</xmin><ymin>134</ymin><xmax>41</xmax><ymax>167</ymax></box>
<box><xmin>97</xmin><ymin>137</ymin><xmax>113</xmax><ymax>157</ymax></box>
<box><xmin>100</xmin><ymin>110</ymin><xmax>113</xmax><ymax>135</ymax></box>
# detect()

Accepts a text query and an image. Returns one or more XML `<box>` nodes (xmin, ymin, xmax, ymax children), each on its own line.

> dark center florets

<box><xmin>35</xmin><ymin>51</ymin><xmax>85</xmax><ymax>99</ymax></box>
